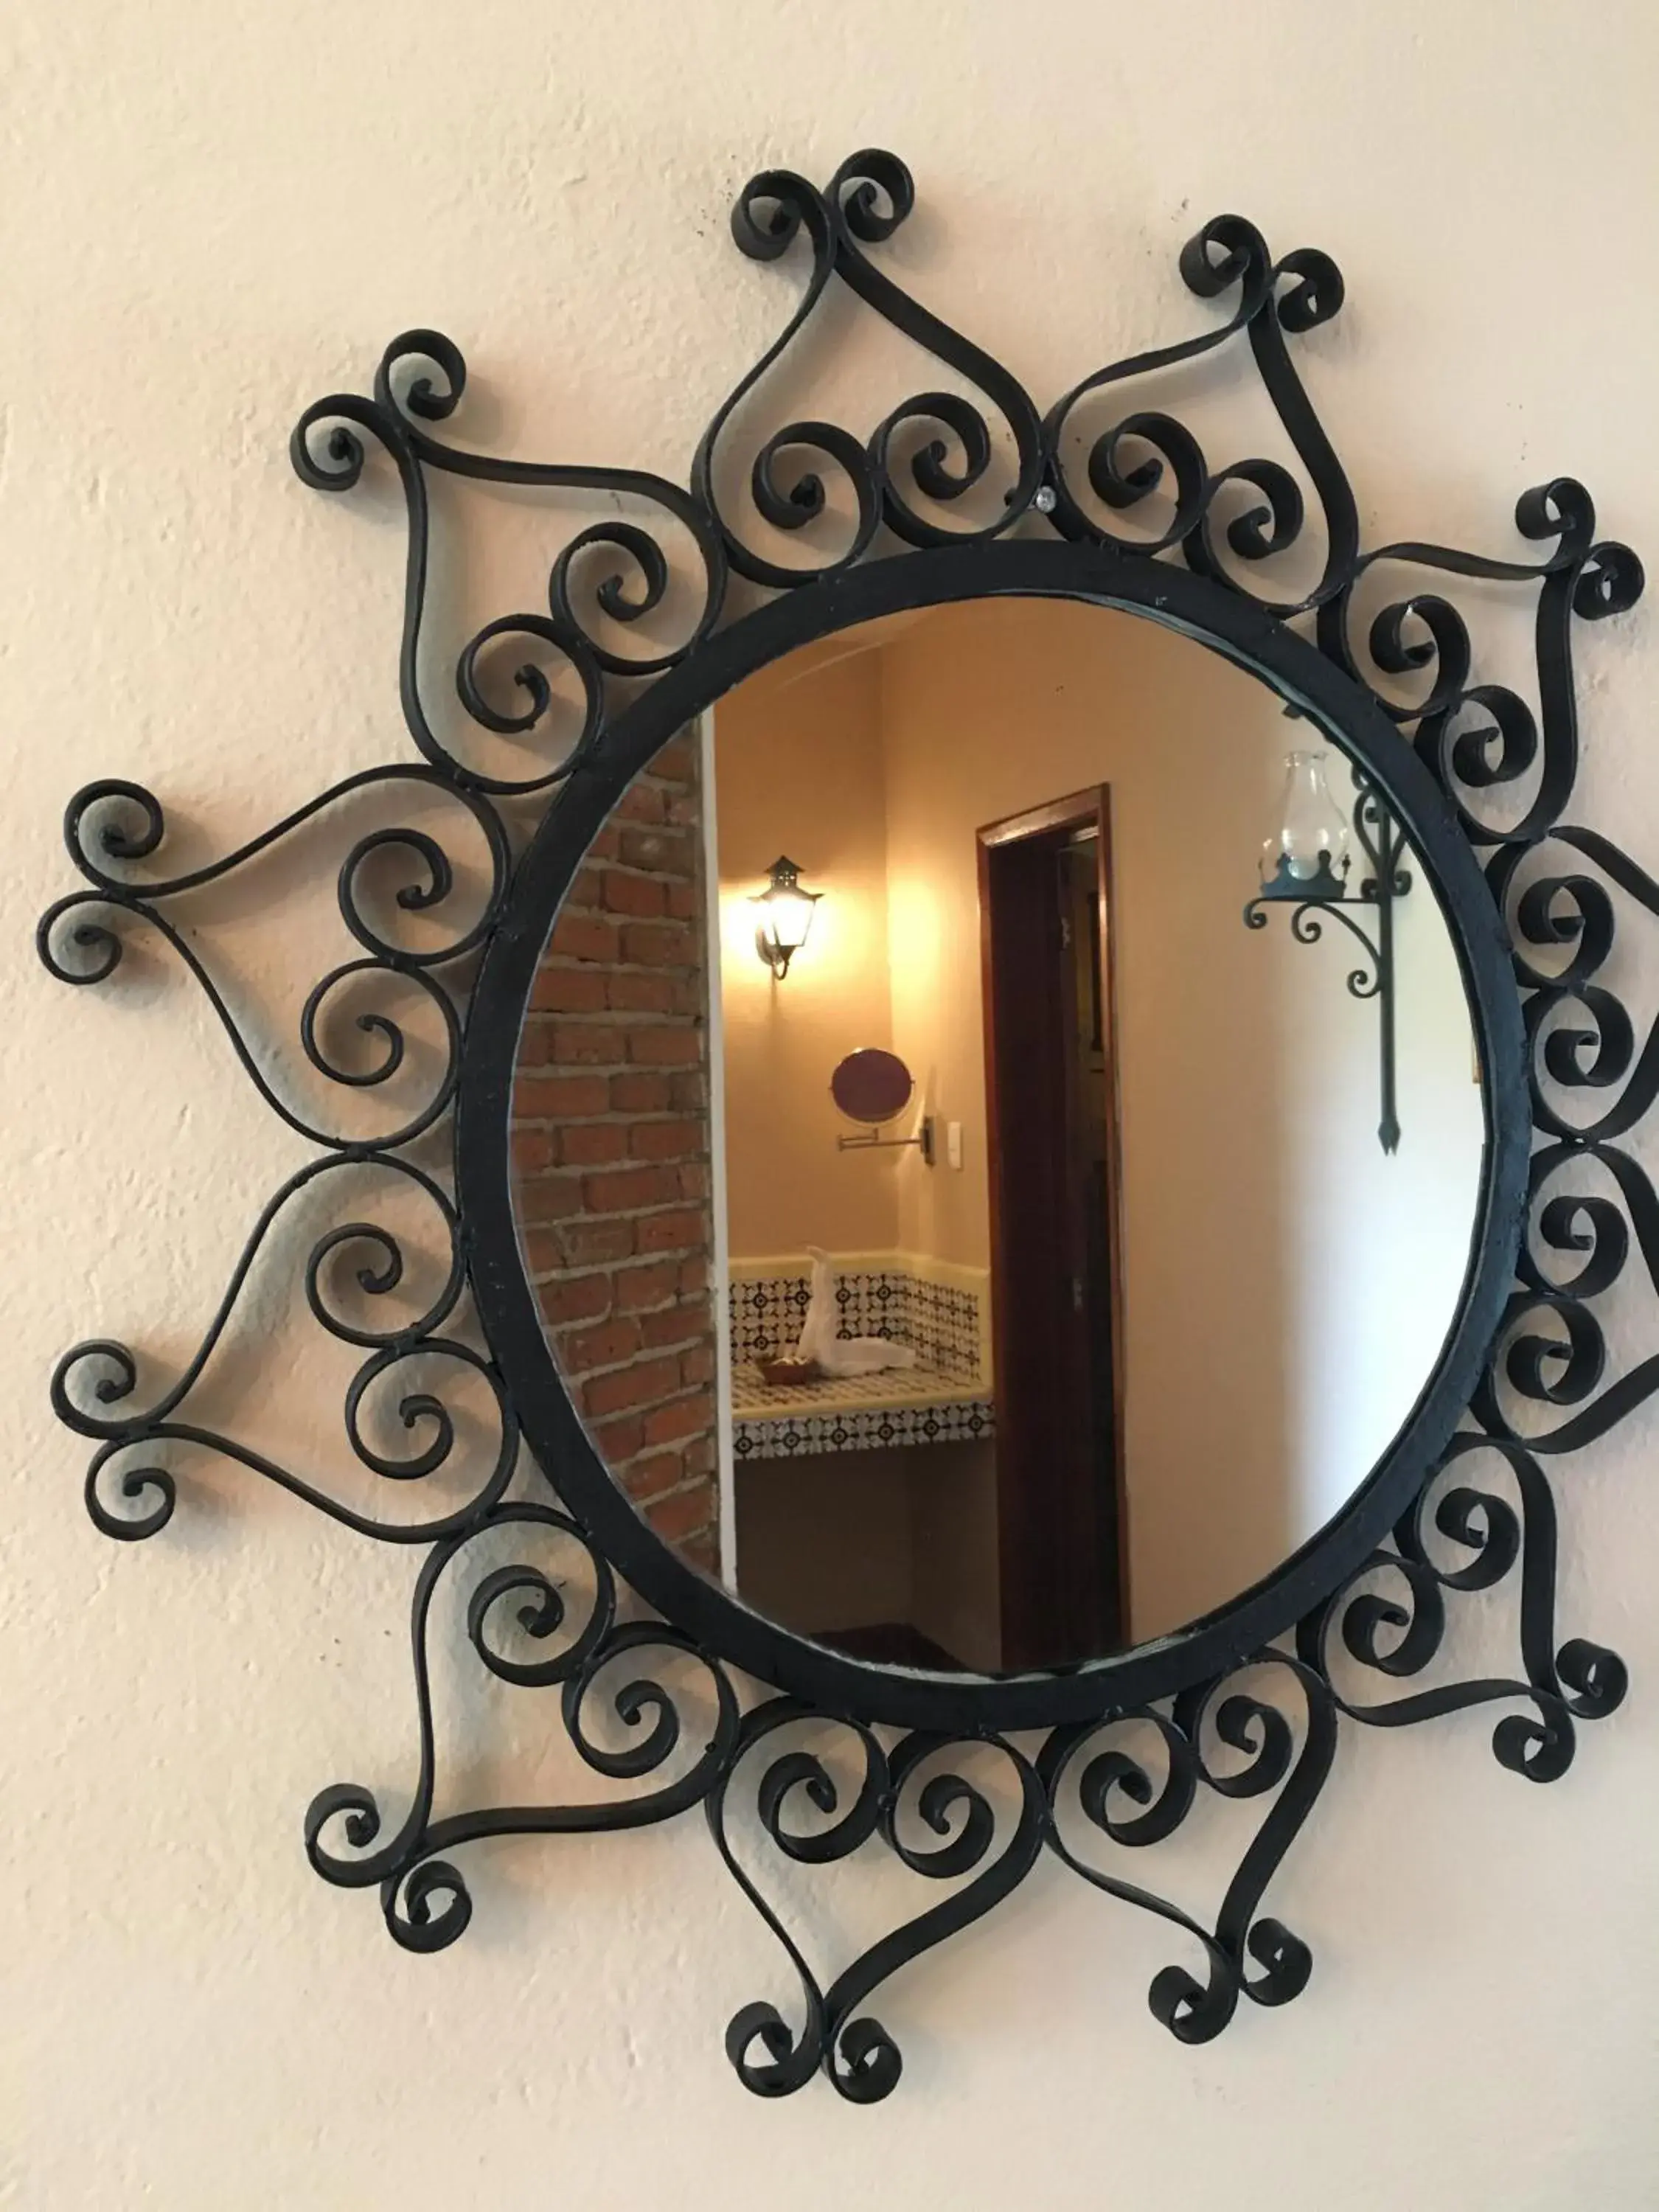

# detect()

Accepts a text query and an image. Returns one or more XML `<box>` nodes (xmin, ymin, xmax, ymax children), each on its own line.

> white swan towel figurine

<box><xmin>793</xmin><ymin>1247</ymin><xmax>920</xmax><ymax>1376</ymax></box>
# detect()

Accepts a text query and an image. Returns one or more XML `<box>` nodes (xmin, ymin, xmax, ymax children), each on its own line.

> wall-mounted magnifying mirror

<box><xmin>831</xmin><ymin>1047</ymin><xmax>935</xmax><ymax>1166</ymax></box>
<box><xmin>509</xmin><ymin>597</ymin><xmax>1485</xmax><ymax>1679</ymax></box>
<box><xmin>831</xmin><ymin>1046</ymin><xmax>914</xmax><ymax>1122</ymax></box>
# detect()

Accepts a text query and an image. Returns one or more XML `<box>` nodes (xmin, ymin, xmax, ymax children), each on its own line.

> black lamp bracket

<box><xmin>836</xmin><ymin>1117</ymin><xmax>936</xmax><ymax>1166</ymax></box>
<box><xmin>1245</xmin><ymin>774</ymin><xmax>1412</xmax><ymax>1152</ymax></box>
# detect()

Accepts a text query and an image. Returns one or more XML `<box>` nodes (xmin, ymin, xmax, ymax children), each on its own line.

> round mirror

<box><xmin>500</xmin><ymin>589</ymin><xmax>1502</xmax><ymax>1686</ymax></box>
<box><xmin>831</xmin><ymin>1047</ymin><xmax>915</xmax><ymax>1125</ymax></box>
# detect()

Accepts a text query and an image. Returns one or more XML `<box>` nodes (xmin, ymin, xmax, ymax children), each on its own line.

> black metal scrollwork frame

<box><xmin>38</xmin><ymin>149</ymin><xmax>1644</xmax><ymax>2101</ymax></box>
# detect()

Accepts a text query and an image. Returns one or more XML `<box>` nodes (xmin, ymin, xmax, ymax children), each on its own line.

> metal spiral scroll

<box><xmin>35</xmin><ymin>146</ymin><xmax>1641</xmax><ymax>2099</ymax></box>
<box><xmin>705</xmin><ymin>1710</ymin><xmax>1045</xmax><ymax>2101</ymax></box>
<box><xmin>692</xmin><ymin>148</ymin><xmax>1044</xmax><ymax>586</ymax></box>
<box><xmin>1040</xmin><ymin>1657</ymin><xmax>1334</xmax><ymax>2044</ymax></box>
<box><xmin>303</xmin><ymin>1503</ymin><xmax>743</xmax><ymax>1952</ymax></box>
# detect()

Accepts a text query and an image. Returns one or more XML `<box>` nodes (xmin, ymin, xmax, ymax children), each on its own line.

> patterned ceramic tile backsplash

<box><xmin>728</xmin><ymin>1263</ymin><xmax>983</xmax><ymax>1379</ymax></box>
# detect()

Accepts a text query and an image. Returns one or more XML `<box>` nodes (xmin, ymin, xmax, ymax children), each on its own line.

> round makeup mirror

<box><xmin>830</xmin><ymin>1047</ymin><xmax>914</xmax><ymax>1124</ymax></box>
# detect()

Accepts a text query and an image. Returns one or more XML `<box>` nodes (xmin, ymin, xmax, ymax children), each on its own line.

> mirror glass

<box><xmin>831</xmin><ymin>1047</ymin><xmax>915</xmax><ymax>1125</ymax></box>
<box><xmin>509</xmin><ymin>599</ymin><xmax>1486</xmax><ymax>1674</ymax></box>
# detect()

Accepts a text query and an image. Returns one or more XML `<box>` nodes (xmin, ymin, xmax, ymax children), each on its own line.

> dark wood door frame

<box><xmin>978</xmin><ymin>786</ymin><xmax>1129</xmax><ymax>1667</ymax></box>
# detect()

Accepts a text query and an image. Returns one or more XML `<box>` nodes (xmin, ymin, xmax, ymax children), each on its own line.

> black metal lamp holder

<box><xmin>1245</xmin><ymin>775</ymin><xmax>1411</xmax><ymax>1152</ymax></box>
<box><xmin>752</xmin><ymin>853</ymin><xmax>821</xmax><ymax>981</ymax></box>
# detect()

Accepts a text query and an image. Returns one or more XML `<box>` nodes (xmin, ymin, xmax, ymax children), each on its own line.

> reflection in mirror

<box><xmin>831</xmin><ymin>1046</ymin><xmax>915</xmax><ymax>1124</ymax></box>
<box><xmin>510</xmin><ymin>599</ymin><xmax>1486</xmax><ymax>1677</ymax></box>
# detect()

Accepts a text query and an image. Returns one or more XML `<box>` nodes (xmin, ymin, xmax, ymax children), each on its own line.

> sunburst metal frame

<box><xmin>37</xmin><ymin>148</ymin><xmax>1648</xmax><ymax>2102</ymax></box>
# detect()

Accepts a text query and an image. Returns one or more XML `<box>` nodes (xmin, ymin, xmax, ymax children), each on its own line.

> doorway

<box><xmin>978</xmin><ymin>787</ymin><xmax>1127</xmax><ymax>1667</ymax></box>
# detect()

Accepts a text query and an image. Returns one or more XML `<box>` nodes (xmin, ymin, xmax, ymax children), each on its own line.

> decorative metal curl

<box><xmin>1295</xmin><ymin>1436</ymin><xmax>1626</xmax><ymax>1784</ymax></box>
<box><xmin>305</xmin><ymin>1506</ymin><xmax>743</xmax><ymax>1958</ymax></box>
<box><xmin>38</xmin><ymin>767</ymin><xmax>507</xmax><ymax>1151</ymax></box>
<box><xmin>59</xmin><ymin>1152</ymin><xmax>513</xmax><ymax>1545</ymax></box>
<box><xmin>37</xmin><ymin>145</ymin><xmax>1642</xmax><ymax>2099</ymax></box>
<box><xmin>707</xmin><ymin>1709</ymin><xmax>1044</xmax><ymax>2102</ymax></box>
<box><xmin>1040</xmin><ymin>1655</ymin><xmax>1332</xmax><ymax>2047</ymax></box>
<box><xmin>692</xmin><ymin>150</ymin><xmax>1044</xmax><ymax>590</ymax></box>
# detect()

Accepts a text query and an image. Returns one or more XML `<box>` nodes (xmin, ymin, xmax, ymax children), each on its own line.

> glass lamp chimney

<box><xmin>752</xmin><ymin>855</ymin><xmax>820</xmax><ymax>979</ymax></box>
<box><xmin>1259</xmin><ymin>750</ymin><xmax>1352</xmax><ymax>897</ymax></box>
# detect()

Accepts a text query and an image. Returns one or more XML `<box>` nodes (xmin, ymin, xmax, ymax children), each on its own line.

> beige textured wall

<box><xmin>5</xmin><ymin>5</ymin><xmax>1658</xmax><ymax>2208</ymax></box>
<box><xmin>881</xmin><ymin>598</ymin><xmax>1290</xmax><ymax>1278</ymax></box>
<box><xmin>714</xmin><ymin>644</ymin><xmax>902</xmax><ymax>1257</ymax></box>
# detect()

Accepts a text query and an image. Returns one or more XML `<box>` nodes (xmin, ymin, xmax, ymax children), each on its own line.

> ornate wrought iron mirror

<box><xmin>40</xmin><ymin>149</ymin><xmax>1644</xmax><ymax>2103</ymax></box>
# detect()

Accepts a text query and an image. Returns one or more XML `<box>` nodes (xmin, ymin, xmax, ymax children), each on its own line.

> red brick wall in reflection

<box><xmin>509</xmin><ymin>731</ymin><xmax>719</xmax><ymax>1573</ymax></box>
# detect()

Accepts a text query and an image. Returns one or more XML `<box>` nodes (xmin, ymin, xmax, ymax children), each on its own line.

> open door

<box><xmin>978</xmin><ymin>787</ymin><xmax>1127</xmax><ymax>1668</ymax></box>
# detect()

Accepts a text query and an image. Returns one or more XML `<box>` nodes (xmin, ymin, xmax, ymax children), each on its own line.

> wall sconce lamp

<box><xmin>751</xmin><ymin>855</ymin><xmax>821</xmax><ymax>980</ymax></box>
<box><xmin>1245</xmin><ymin>750</ymin><xmax>1411</xmax><ymax>1154</ymax></box>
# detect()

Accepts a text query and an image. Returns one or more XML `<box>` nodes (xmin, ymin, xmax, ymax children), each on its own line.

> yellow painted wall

<box><xmin>879</xmin><ymin>599</ymin><xmax>1298</xmax><ymax>1276</ymax></box>
<box><xmin>713</xmin><ymin>642</ymin><xmax>904</xmax><ymax>1257</ymax></box>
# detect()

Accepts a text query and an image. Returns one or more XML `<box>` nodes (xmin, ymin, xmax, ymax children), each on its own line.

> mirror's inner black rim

<box><xmin>459</xmin><ymin>538</ymin><xmax>1529</xmax><ymax>1733</ymax></box>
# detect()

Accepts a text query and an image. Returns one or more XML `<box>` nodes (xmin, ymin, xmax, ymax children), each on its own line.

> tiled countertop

<box><xmin>731</xmin><ymin>1360</ymin><xmax>994</xmax><ymax>1461</ymax></box>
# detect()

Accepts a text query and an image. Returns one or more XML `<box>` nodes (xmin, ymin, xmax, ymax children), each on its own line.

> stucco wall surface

<box><xmin>716</xmin><ymin>644</ymin><xmax>902</xmax><ymax>1259</ymax></box>
<box><xmin>3</xmin><ymin>4</ymin><xmax>1658</xmax><ymax>2207</ymax></box>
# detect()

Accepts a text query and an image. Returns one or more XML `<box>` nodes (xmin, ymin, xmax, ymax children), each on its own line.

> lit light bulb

<box><xmin>751</xmin><ymin>855</ymin><xmax>821</xmax><ymax>979</ymax></box>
